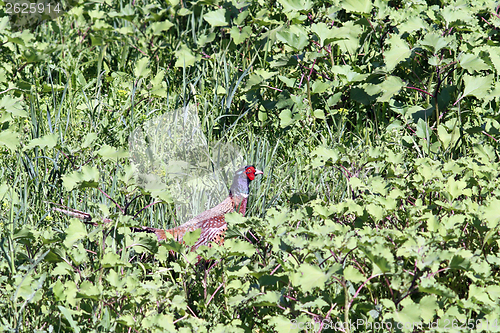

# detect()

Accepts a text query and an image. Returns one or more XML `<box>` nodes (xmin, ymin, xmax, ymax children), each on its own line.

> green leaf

<box><xmin>0</xmin><ymin>68</ymin><xmax>7</xmax><ymax>84</ymax></box>
<box><xmin>116</xmin><ymin>315</ymin><xmax>135</xmax><ymax>327</ymax></box>
<box><xmin>53</xmin><ymin>280</ymin><xmax>65</xmax><ymax>301</ymax></box>
<box><xmin>360</xmin><ymin>243</ymin><xmax>394</xmax><ymax>274</ymax></box>
<box><xmin>486</xmin><ymin>285</ymin><xmax>500</xmax><ymax>301</ymax></box>
<box><xmin>0</xmin><ymin>16</ymin><xmax>9</xmax><ymax>32</ymax></box>
<box><xmin>483</xmin><ymin>199</ymin><xmax>500</xmax><ymax>227</ymax></box>
<box><xmin>225</xmin><ymin>211</ymin><xmax>246</xmax><ymax>227</ymax></box>
<box><xmin>58</xmin><ymin>306</ymin><xmax>81</xmax><ymax>333</ymax></box>
<box><xmin>64</xmin><ymin>218</ymin><xmax>87</xmax><ymax>248</ymax></box>
<box><xmin>419</xmin><ymin>279</ymin><xmax>456</xmax><ymax>298</ymax></box>
<box><xmin>342</xmin><ymin>0</ymin><xmax>373</xmax><ymax>13</ymax></box>
<box><xmin>277</xmin><ymin>0</ymin><xmax>312</xmax><ymax>12</ymax></box>
<box><xmin>267</xmin><ymin>315</ymin><xmax>296</xmax><ymax>333</ymax></box>
<box><xmin>142</xmin><ymin>313</ymin><xmax>175</xmax><ymax>330</ymax></box>
<box><xmin>420</xmin><ymin>32</ymin><xmax>451</xmax><ymax>53</ymax></box>
<box><xmin>94</xmin><ymin>20</ymin><xmax>113</xmax><ymax>31</ymax></box>
<box><xmin>469</xmin><ymin>285</ymin><xmax>495</xmax><ymax>306</ymax></box>
<box><xmin>311</xmin><ymin>146</ymin><xmax>339</xmax><ymax>167</ymax></box>
<box><xmin>61</xmin><ymin>165</ymin><xmax>100</xmax><ymax>191</ymax></box>
<box><xmin>399</xmin><ymin>16</ymin><xmax>427</xmax><ymax>34</ymax></box>
<box><xmin>151</xmin><ymin>189</ymin><xmax>173</xmax><ymax>203</ymax></box>
<box><xmin>377</xmin><ymin>76</ymin><xmax>404</xmax><ymax>102</ymax></box>
<box><xmin>485</xmin><ymin>47</ymin><xmax>500</xmax><ymax>72</ymax></box>
<box><xmin>312</xmin><ymin>202</ymin><xmax>336</xmax><ymax>218</ymax></box>
<box><xmin>344</xmin><ymin>266</ymin><xmax>365</xmax><ymax>283</ymax></box>
<box><xmin>225</xmin><ymin>239</ymin><xmax>256</xmax><ymax>257</ymax></box>
<box><xmin>63</xmin><ymin>219</ymin><xmax>87</xmax><ymax>248</ymax></box>
<box><xmin>106</xmin><ymin>269</ymin><xmax>124</xmax><ymax>288</ymax></box>
<box><xmin>234</xmin><ymin>10</ymin><xmax>248</xmax><ymax>24</ymax></box>
<box><xmin>183</xmin><ymin>229</ymin><xmax>201</xmax><ymax>247</ymax></box>
<box><xmin>0</xmin><ymin>95</ymin><xmax>27</xmax><ymax>118</ymax></box>
<box><xmin>299</xmin><ymin>298</ymin><xmax>329</xmax><ymax>309</ymax></box>
<box><xmin>366</xmin><ymin>203</ymin><xmax>384</xmax><ymax>221</ymax></box>
<box><xmin>279</xmin><ymin>109</ymin><xmax>295</xmax><ymax>127</ymax></box>
<box><xmin>290</xmin><ymin>264</ymin><xmax>328</xmax><ymax>293</ymax></box>
<box><xmin>266</xmin><ymin>208</ymin><xmax>289</xmax><ymax>228</ymax></box>
<box><xmin>203</xmin><ymin>9</ymin><xmax>227</xmax><ymax>27</ymax></box>
<box><xmin>419</xmin><ymin>296</ymin><xmax>438</xmax><ymax>322</ymax></box>
<box><xmin>230</xmin><ymin>26</ymin><xmax>252</xmax><ymax>45</ymax></box>
<box><xmin>102</xmin><ymin>251</ymin><xmax>125</xmax><ymax>268</ymax></box>
<box><xmin>437</xmin><ymin>124</ymin><xmax>459</xmax><ymax>150</ymax></box>
<box><xmin>133</xmin><ymin>234</ymin><xmax>159</xmax><ymax>253</ymax></box>
<box><xmin>108</xmin><ymin>4</ymin><xmax>135</xmax><ymax>20</ymax></box>
<box><xmin>42</xmin><ymin>83</ymin><xmax>65</xmax><ymax>93</ymax></box>
<box><xmin>331</xmin><ymin>65</ymin><xmax>368</xmax><ymax>83</ymax></box>
<box><xmin>440</xmin><ymin>5</ymin><xmax>473</xmax><ymax>25</ymax></box>
<box><xmin>149</xmin><ymin>20</ymin><xmax>174</xmax><ymax>35</ymax></box>
<box><xmin>97</xmin><ymin>144</ymin><xmax>129</xmax><ymax>161</ymax></box>
<box><xmin>426</xmin><ymin>214</ymin><xmax>439</xmax><ymax>232</ymax></box>
<box><xmin>384</xmin><ymin>36</ymin><xmax>411</xmax><ymax>72</ymax></box>
<box><xmin>310</xmin><ymin>22</ymin><xmax>346</xmax><ymax>46</ymax></box>
<box><xmin>313</xmin><ymin>109</ymin><xmax>325</xmax><ymax>119</ymax></box>
<box><xmin>254</xmin><ymin>69</ymin><xmax>278</xmax><ymax>80</ymax></box>
<box><xmin>77</xmin><ymin>281</ymin><xmax>100</xmax><ymax>299</ymax></box>
<box><xmin>82</xmin><ymin>133</ymin><xmax>98</xmax><ymax>149</ymax></box>
<box><xmin>134</xmin><ymin>57</ymin><xmax>150</xmax><ymax>78</ymax></box>
<box><xmin>228</xmin><ymin>294</ymin><xmax>246</xmax><ymax>306</ymax></box>
<box><xmin>174</xmin><ymin>44</ymin><xmax>199</xmax><ymax>68</ymax></box>
<box><xmin>311</xmin><ymin>80</ymin><xmax>330</xmax><ymax>94</ymax></box>
<box><xmin>70</xmin><ymin>243</ymin><xmax>88</xmax><ymax>265</ymax></box>
<box><xmin>276</xmin><ymin>29</ymin><xmax>309</xmax><ymax>51</ymax></box>
<box><xmin>415</xmin><ymin>118</ymin><xmax>429</xmax><ymax>139</ymax></box>
<box><xmin>339</xmin><ymin>199</ymin><xmax>363</xmax><ymax>215</ymax></box>
<box><xmin>446</xmin><ymin>177</ymin><xmax>469</xmax><ymax>200</ymax></box>
<box><xmin>23</xmin><ymin>133</ymin><xmax>57</xmax><ymax>151</ymax></box>
<box><xmin>462</xmin><ymin>74</ymin><xmax>493</xmax><ymax>100</ymax></box>
<box><xmin>171</xmin><ymin>294</ymin><xmax>187</xmax><ymax>310</ymax></box>
<box><xmin>51</xmin><ymin>262</ymin><xmax>72</xmax><ymax>276</ymax></box>
<box><xmin>393</xmin><ymin>300</ymin><xmax>421</xmax><ymax>327</ymax></box>
<box><xmin>460</xmin><ymin>53</ymin><xmax>489</xmax><ymax>73</ymax></box>
<box><xmin>252</xmin><ymin>291</ymin><xmax>280</xmax><ymax>307</ymax></box>
<box><xmin>116</xmin><ymin>26</ymin><xmax>134</xmax><ymax>35</ymax></box>
<box><xmin>198</xmin><ymin>33</ymin><xmax>216</xmax><ymax>47</ymax></box>
<box><xmin>178</xmin><ymin>8</ymin><xmax>191</xmax><ymax>16</ymax></box>
<box><xmin>0</xmin><ymin>130</ymin><xmax>20</xmax><ymax>151</ymax></box>
<box><xmin>64</xmin><ymin>281</ymin><xmax>78</xmax><ymax>307</ymax></box>
<box><xmin>161</xmin><ymin>238</ymin><xmax>183</xmax><ymax>253</ymax></box>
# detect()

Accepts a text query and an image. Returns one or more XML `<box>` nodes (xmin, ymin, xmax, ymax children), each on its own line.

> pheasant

<box><xmin>138</xmin><ymin>165</ymin><xmax>263</xmax><ymax>250</ymax></box>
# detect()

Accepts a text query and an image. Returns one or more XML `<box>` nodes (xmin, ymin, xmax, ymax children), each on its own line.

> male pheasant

<box><xmin>139</xmin><ymin>165</ymin><xmax>263</xmax><ymax>250</ymax></box>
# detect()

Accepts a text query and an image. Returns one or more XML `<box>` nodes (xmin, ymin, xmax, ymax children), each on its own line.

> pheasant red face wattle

<box><xmin>245</xmin><ymin>166</ymin><xmax>264</xmax><ymax>181</ymax></box>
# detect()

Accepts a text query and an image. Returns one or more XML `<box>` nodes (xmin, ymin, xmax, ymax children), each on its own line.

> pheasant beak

<box><xmin>255</xmin><ymin>169</ymin><xmax>264</xmax><ymax>175</ymax></box>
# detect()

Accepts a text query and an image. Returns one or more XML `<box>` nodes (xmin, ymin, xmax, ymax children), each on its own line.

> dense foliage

<box><xmin>1</xmin><ymin>0</ymin><xmax>500</xmax><ymax>331</ymax></box>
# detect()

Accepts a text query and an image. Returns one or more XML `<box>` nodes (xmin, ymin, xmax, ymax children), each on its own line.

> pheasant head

<box><xmin>229</xmin><ymin>165</ymin><xmax>263</xmax><ymax>198</ymax></box>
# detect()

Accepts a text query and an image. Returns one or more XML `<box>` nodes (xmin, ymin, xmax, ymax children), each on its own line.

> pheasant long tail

<box><xmin>49</xmin><ymin>202</ymin><xmax>114</xmax><ymax>225</ymax></box>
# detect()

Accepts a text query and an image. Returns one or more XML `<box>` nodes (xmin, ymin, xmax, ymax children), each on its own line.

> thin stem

<box><xmin>347</xmin><ymin>273</ymin><xmax>385</xmax><ymax>310</ymax></box>
<box><xmin>206</xmin><ymin>283</ymin><xmax>224</xmax><ymax>306</ymax></box>
<box><xmin>404</xmin><ymin>86</ymin><xmax>433</xmax><ymax>97</ymax></box>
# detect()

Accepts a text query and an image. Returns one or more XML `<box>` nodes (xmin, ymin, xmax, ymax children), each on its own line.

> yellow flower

<box><xmin>338</xmin><ymin>108</ymin><xmax>349</xmax><ymax>116</ymax></box>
